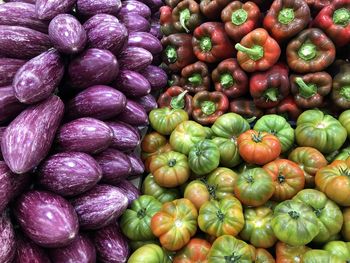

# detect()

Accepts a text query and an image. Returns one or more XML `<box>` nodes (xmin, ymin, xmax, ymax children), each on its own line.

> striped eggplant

<box><xmin>0</xmin><ymin>212</ymin><xmax>15</xmax><ymax>263</ymax></box>
<box><xmin>139</xmin><ymin>65</ymin><xmax>167</xmax><ymax>91</ymax></box>
<box><xmin>114</xmin><ymin>70</ymin><xmax>151</xmax><ymax>97</ymax></box>
<box><xmin>118</xmin><ymin>0</ymin><xmax>151</xmax><ymax>18</ymax></box>
<box><xmin>0</xmin><ymin>86</ymin><xmax>26</xmax><ymax>124</ymax></box>
<box><xmin>77</xmin><ymin>0</ymin><xmax>122</xmax><ymax>16</ymax></box>
<box><xmin>134</xmin><ymin>94</ymin><xmax>158</xmax><ymax>113</ymax></box>
<box><xmin>118</xmin><ymin>47</ymin><xmax>152</xmax><ymax>72</ymax></box>
<box><xmin>127</xmin><ymin>153</ymin><xmax>145</xmax><ymax>179</ymax></box>
<box><xmin>117</xmin><ymin>13</ymin><xmax>150</xmax><ymax>33</ymax></box>
<box><xmin>14</xmin><ymin>233</ymin><xmax>51</xmax><ymax>263</ymax></box>
<box><xmin>106</xmin><ymin>121</ymin><xmax>140</xmax><ymax>152</ymax></box>
<box><xmin>0</xmin><ymin>58</ymin><xmax>26</xmax><ymax>87</ymax></box>
<box><xmin>150</xmin><ymin>18</ymin><xmax>162</xmax><ymax>40</ymax></box>
<box><xmin>117</xmin><ymin>180</ymin><xmax>140</xmax><ymax>206</ymax></box>
<box><xmin>13</xmin><ymin>49</ymin><xmax>64</xmax><ymax>104</ymax></box>
<box><xmin>117</xmin><ymin>99</ymin><xmax>149</xmax><ymax>126</ymax></box>
<box><xmin>4</xmin><ymin>0</ymin><xmax>36</xmax><ymax>3</ymax></box>
<box><xmin>1</xmin><ymin>95</ymin><xmax>64</xmax><ymax>174</ymax></box>
<box><xmin>0</xmin><ymin>127</ymin><xmax>5</xmax><ymax>160</ymax></box>
<box><xmin>35</xmin><ymin>0</ymin><xmax>76</xmax><ymax>20</ymax></box>
<box><xmin>128</xmin><ymin>32</ymin><xmax>162</xmax><ymax>55</ymax></box>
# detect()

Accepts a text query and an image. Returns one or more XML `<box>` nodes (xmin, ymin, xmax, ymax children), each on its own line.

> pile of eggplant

<box><xmin>0</xmin><ymin>0</ymin><xmax>166</xmax><ymax>262</ymax></box>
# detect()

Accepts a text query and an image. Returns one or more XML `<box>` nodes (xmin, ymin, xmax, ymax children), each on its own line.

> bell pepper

<box><xmin>157</xmin><ymin>86</ymin><xmax>193</xmax><ymax>115</ymax></box>
<box><xmin>172</xmin><ymin>0</ymin><xmax>202</xmax><ymax>33</ymax></box>
<box><xmin>332</xmin><ymin>62</ymin><xmax>350</xmax><ymax>109</ymax></box>
<box><xmin>290</xmin><ymin>72</ymin><xmax>332</xmax><ymax>109</ymax></box>
<box><xmin>162</xmin><ymin>33</ymin><xmax>196</xmax><ymax>73</ymax></box>
<box><xmin>192</xmin><ymin>91</ymin><xmax>229</xmax><ymax>125</ymax></box>
<box><xmin>221</xmin><ymin>1</ymin><xmax>261</xmax><ymax>42</ymax></box>
<box><xmin>160</xmin><ymin>6</ymin><xmax>176</xmax><ymax>36</ymax></box>
<box><xmin>263</xmin><ymin>0</ymin><xmax>311</xmax><ymax>43</ymax></box>
<box><xmin>266</xmin><ymin>96</ymin><xmax>303</xmax><ymax>121</ymax></box>
<box><xmin>305</xmin><ymin>0</ymin><xmax>332</xmax><ymax>13</ymax></box>
<box><xmin>168</xmin><ymin>74</ymin><xmax>181</xmax><ymax>87</ymax></box>
<box><xmin>230</xmin><ymin>98</ymin><xmax>264</xmax><ymax>119</ymax></box>
<box><xmin>192</xmin><ymin>22</ymin><xmax>235</xmax><ymax>63</ymax></box>
<box><xmin>313</xmin><ymin>0</ymin><xmax>350</xmax><ymax>47</ymax></box>
<box><xmin>249</xmin><ymin>0</ymin><xmax>273</xmax><ymax>11</ymax></box>
<box><xmin>249</xmin><ymin>63</ymin><xmax>290</xmax><ymax>109</ymax></box>
<box><xmin>200</xmin><ymin>0</ymin><xmax>231</xmax><ymax>20</ymax></box>
<box><xmin>165</xmin><ymin>0</ymin><xmax>181</xmax><ymax>8</ymax></box>
<box><xmin>286</xmin><ymin>28</ymin><xmax>336</xmax><ymax>73</ymax></box>
<box><xmin>211</xmin><ymin>58</ymin><xmax>248</xmax><ymax>99</ymax></box>
<box><xmin>235</xmin><ymin>28</ymin><xmax>281</xmax><ymax>72</ymax></box>
<box><xmin>180</xmin><ymin>61</ymin><xmax>210</xmax><ymax>94</ymax></box>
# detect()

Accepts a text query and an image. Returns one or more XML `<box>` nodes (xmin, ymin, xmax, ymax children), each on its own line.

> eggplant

<box><xmin>77</xmin><ymin>0</ymin><xmax>122</xmax><ymax>17</ymax></box>
<box><xmin>13</xmin><ymin>49</ymin><xmax>64</xmax><ymax>104</ymax></box>
<box><xmin>68</xmin><ymin>48</ymin><xmax>119</xmax><ymax>90</ymax></box>
<box><xmin>0</xmin><ymin>212</ymin><xmax>15</xmax><ymax>263</ymax></box>
<box><xmin>128</xmin><ymin>32</ymin><xmax>162</xmax><ymax>55</ymax></box>
<box><xmin>117</xmin><ymin>13</ymin><xmax>150</xmax><ymax>33</ymax></box>
<box><xmin>150</xmin><ymin>18</ymin><xmax>162</xmax><ymax>40</ymax></box>
<box><xmin>37</xmin><ymin>152</ymin><xmax>102</xmax><ymax>197</ymax></box>
<box><xmin>0</xmin><ymin>3</ymin><xmax>48</xmax><ymax>33</ymax></box>
<box><xmin>49</xmin><ymin>234</ymin><xmax>96</xmax><ymax>263</ymax></box>
<box><xmin>127</xmin><ymin>152</ymin><xmax>145</xmax><ymax>179</ymax></box>
<box><xmin>70</xmin><ymin>184</ymin><xmax>128</xmax><ymax>230</ymax></box>
<box><xmin>117</xmin><ymin>99</ymin><xmax>149</xmax><ymax>126</ymax></box>
<box><xmin>118</xmin><ymin>47</ymin><xmax>152</xmax><ymax>72</ymax></box>
<box><xmin>5</xmin><ymin>0</ymin><xmax>36</xmax><ymax>3</ymax></box>
<box><xmin>118</xmin><ymin>0</ymin><xmax>151</xmax><ymax>18</ymax></box>
<box><xmin>117</xmin><ymin>180</ymin><xmax>140</xmax><ymax>206</ymax></box>
<box><xmin>134</xmin><ymin>94</ymin><xmax>158</xmax><ymax>113</ymax></box>
<box><xmin>0</xmin><ymin>26</ymin><xmax>51</xmax><ymax>59</ymax></box>
<box><xmin>66</xmin><ymin>85</ymin><xmax>126</xmax><ymax>120</ymax></box>
<box><xmin>0</xmin><ymin>127</ymin><xmax>5</xmax><ymax>160</ymax></box>
<box><xmin>14</xmin><ymin>190</ymin><xmax>79</xmax><ymax>248</ymax></box>
<box><xmin>93</xmin><ymin>224</ymin><xmax>129</xmax><ymax>263</ymax></box>
<box><xmin>56</xmin><ymin>118</ymin><xmax>114</xmax><ymax>154</ymax></box>
<box><xmin>139</xmin><ymin>65</ymin><xmax>167</xmax><ymax>91</ymax></box>
<box><xmin>95</xmin><ymin>148</ymin><xmax>132</xmax><ymax>185</ymax></box>
<box><xmin>0</xmin><ymin>58</ymin><xmax>26</xmax><ymax>87</ymax></box>
<box><xmin>35</xmin><ymin>0</ymin><xmax>76</xmax><ymax>20</ymax></box>
<box><xmin>83</xmin><ymin>14</ymin><xmax>128</xmax><ymax>55</ymax></box>
<box><xmin>114</xmin><ymin>70</ymin><xmax>151</xmax><ymax>97</ymax></box>
<box><xmin>48</xmin><ymin>14</ymin><xmax>87</xmax><ymax>55</ymax></box>
<box><xmin>1</xmin><ymin>96</ymin><xmax>64</xmax><ymax>174</ymax></box>
<box><xmin>106</xmin><ymin>121</ymin><xmax>140</xmax><ymax>152</ymax></box>
<box><xmin>0</xmin><ymin>86</ymin><xmax>26</xmax><ymax>124</ymax></box>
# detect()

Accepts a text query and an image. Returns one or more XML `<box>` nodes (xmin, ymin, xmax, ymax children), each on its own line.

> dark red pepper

<box><xmin>180</xmin><ymin>61</ymin><xmax>210</xmax><ymax>94</ymax></box>
<box><xmin>332</xmin><ymin>62</ymin><xmax>350</xmax><ymax>109</ymax></box>
<box><xmin>160</xmin><ymin>6</ymin><xmax>176</xmax><ymax>36</ymax></box>
<box><xmin>230</xmin><ymin>98</ymin><xmax>264</xmax><ymax>119</ymax></box>
<box><xmin>172</xmin><ymin>0</ymin><xmax>202</xmax><ymax>33</ymax></box>
<box><xmin>168</xmin><ymin>74</ymin><xmax>182</xmax><ymax>87</ymax></box>
<box><xmin>266</xmin><ymin>96</ymin><xmax>302</xmax><ymax>121</ymax></box>
<box><xmin>305</xmin><ymin>0</ymin><xmax>332</xmax><ymax>13</ymax></box>
<box><xmin>200</xmin><ymin>0</ymin><xmax>231</xmax><ymax>20</ymax></box>
<box><xmin>157</xmin><ymin>86</ymin><xmax>193</xmax><ymax>115</ymax></box>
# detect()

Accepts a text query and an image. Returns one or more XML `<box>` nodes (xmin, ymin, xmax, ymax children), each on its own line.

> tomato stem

<box><xmin>251</xmin><ymin>131</ymin><xmax>263</xmax><ymax>143</ymax></box>
<box><xmin>288</xmin><ymin>211</ymin><xmax>300</xmax><ymax>219</ymax></box>
<box><xmin>278</xmin><ymin>174</ymin><xmax>285</xmax><ymax>183</ymax></box>
<box><xmin>137</xmin><ymin>208</ymin><xmax>146</xmax><ymax>219</ymax></box>
<box><xmin>216</xmin><ymin>210</ymin><xmax>225</xmax><ymax>222</ymax></box>
<box><xmin>168</xmin><ymin>159</ymin><xmax>177</xmax><ymax>167</ymax></box>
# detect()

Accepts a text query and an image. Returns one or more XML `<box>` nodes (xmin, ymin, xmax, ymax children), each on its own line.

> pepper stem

<box><xmin>200</xmin><ymin>37</ymin><xmax>212</xmax><ymax>52</ymax></box>
<box><xmin>295</xmin><ymin>77</ymin><xmax>317</xmax><ymax>98</ymax></box>
<box><xmin>170</xmin><ymin>90</ymin><xmax>188</xmax><ymax>109</ymax></box>
<box><xmin>201</xmin><ymin>101</ymin><xmax>216</xmax><ymax>115</ymax></box>
<box><xmin>180</xmin><ymin>8</ymin><xmax>191</xmax><ymax>33</ymax></box>
<box><xmin>231</xmin><ymin>8</ymin><xmax>248</xmax><ymax>26</ymax></box>
<box><xmin>235</xmin><ymin>44</ymin><xmax>264</xmax><ymax>61</ymax></box>
<box><xmin>188</xmin><ymin>73</ymin><xmax>202</xmax><ymax>85</ymax></box>
<box><xmin>333</xmin><ymin>8</ymin><xmax>350</xmax><ymax>27</ymax></box>
<box><xmin>263</xmin><ymin>87</ymin><xmax>278</xmax><ymax>102</ymax></box>
<box><xmin>278</xmin><ymin>8</ymin><xmax>295</xmax><ymax>24</ymax></box>
<box><xmin>340</xmin><ymin>86</ymin><xmax>350</xmax><ymax>101</ymax></box>
<box><xmin>220</xmin><ymin>73</ymin><xmax>234</xmax><ymax>88</ymax></box>
<box><xmin>298</xmin><ymin>43</ymin><xmax>317</xmax><ymax>61</ymax></box>
<box><xmin>165</xmin><ymin>46</ymin><xmax>177</xmax><ymax>63</ymax></box>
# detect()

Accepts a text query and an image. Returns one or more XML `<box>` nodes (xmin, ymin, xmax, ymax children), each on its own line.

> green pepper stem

<box><xmin>278</xmin><ymin>8</ymin><xmax>295</xmax><ymax>24</ymax></box>
<box><xmin>295</xmin><ymin>77</ymin><xmax>317</xmax><ymax>98</ymax></box>
<box><xmin>288</xmin><ymin>211</ymin><xmax>300</xmax><ymax>220</ymax></box>
<box><xmin>263</xmin><ymin>87</ymin><xmax>278</xmax><ymax>102</ymax></box>
<box><xmin>340</xmin><ymin>86</ymin><xmax>350</xmax><ymax>101</ymax></box>
<box><xmin>246</xmin><ymin>116</ymin><xmax>257</xmax><ymax>123</ymax></box>
<box><xmin>298</xmin><ymin>43</ymin><xmax>317</xmax><ymax>61</ymax></box>
<box><xmin>170</xmin><ymin>90</ymin><xmax>188</xmax><ymax>109</ymax></box>
<box><xmin>333</xmin><ymin>8</ymin><xmax>350</xmax><ymax>27</ymax></box>
<box><xmin>165</xmin><ymin>46</ymin><xmax>177</xmax><ymax>63</ymax></box>
<box><xmin>200</xmin><ymin>37</ymin><xmax>212</xmax><ymax>52</ymax></box>
<box><xmin>231</xmin><ymin>8</ymin><xmax>248</xmax><ymax>26</ymax></box>
<box><xmin>201</xmin><ymin>100</ymin><xmax>216</xmax><ymax>115</ymax></box>
<box><xmin>235</xmin><ymin>44</ymin><xmax>264</xmax><ymax>61</ymax></box>
<box><xmin>220</xmin><ymin>73</ymin><xmax>234</xmax><ymax>88</ymax></box>
<box><xmin>179</xmin><ymin>8</ymin><xmax>191</xmax><ymax>33</ymax></box>
<box><xmin>188</xmin><ymin>73</ymin><xmax>202</xmax><ymax>85</ymax></box>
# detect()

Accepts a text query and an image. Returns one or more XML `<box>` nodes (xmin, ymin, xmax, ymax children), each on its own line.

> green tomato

<box><xmin>129</xmin><ymin>240</ymin><xmax>160</xmax><ymax>251</ymax></box>
<box><xmin>303</xmin><ymin>250</ymin><xmax>344</xmax><ymax>263</ymax></box>
<box><xmin>149</xmin><ymin>108</ymin><xmax>188</xmax><ymax>135</ymax></box>
<box><xmin>120</xmin><ymin>195</ymin><xmax>162</xmax><ymax>241</ymax></box>
<box><xmin>339</xmin><ymin>109</ymin><xmax>350</xmax><ymax>138</ymax></box>
<box><xmin>128</xmin><ymin>244</ymin><xmax>171</xmax><ymax>263</ymax></box>
<box><xmin>188</xmin><ymin>139</ymin><xmax>220</xmax><ymax>176</ymax></box>
<box><xmin>204</xmin><ymin>126</ymin><xmax>214</xmax><ymax>139</ymax></box>
<box><xmin>212</xmin><ymin>137</ymin><xmax>242</xmax><ymax>168</ymax></box>
<box><xmin>254</xmin><ymin>114</ymin><xmax>294</xmax><ymax>153</ymax></box>
<box><xmin>334</xmin><ymin>146</ymin><xmax>350</xmax><ymax>161</ymax></box>
<box><xmin>211</xmin><ymin>113</ymin><xmax>250</xmax><ymax>138</ymax></box>
<box><xmin>324</xmin><ymin>241</ymin><xmax>350</xmax><ymax>261</ymax></box>
<box><xmin>295</xmin><ymin>109</ymin><xmax>347</xmax><ymax>154</ymax></box>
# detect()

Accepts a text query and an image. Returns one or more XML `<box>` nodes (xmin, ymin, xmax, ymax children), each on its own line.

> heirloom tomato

<box><xmin>324</xmin><ymin>241</ymin><xmax>350</xmax><ymax>262</ymax></box>
<box><xmin>254</xmin><ymin>248</ymin><xmax>275</xmax><ymax>263</ymax></box>
<box><xmin>211</xmin><ymin>113</ymin><xmax>250</xmax><ymax>139</ymax></box>
<box><xmin>342</xmin><ymin>208</ymin><xmax>350</xmax><ymax>241</ymax></box>
<box><xmin>275</xmin><ymin>241</ymin><xmax>310</xmax><ymax>263</ymax></box>
<box><xmin>130</xmin><ymin>240</ymin><xmax>160</xmax><ymax>251</ymax></box>
<box><xmin>173</xmin><ymin>238</ymin><xmax>211</xmax><ymax>263</ymax></box>
<box><xmin>303</xmin><ymin>250</ymin><xmax>344</xmax><ymax>263</ymax></box>
<box><xmin>334</xmin><ymin>147</ymin><xmax>350</xmax><ymax>161</ymax></box>
<box><xmin>149</xmin><ymin>108</ymin><xmax>188</xmax><ymax>135</ymax></box>
<box><xmin>142</xmin><ymin>174</ymin><xmax>180</xmax><ymax>203</ymax></box>
<box><xmin>127</xmin><ymin>244</ymin><xmax>171</xmax><ymax>263</ymax></box>
<box><xmin>339</xmin><ymin>109</ymin><xmax>350</xmax><ymax>138</ymax></box>
<box><xmin>212</xmin><ymin>137</ymin><xmax>241</xmax><ymax>168</ymax></box>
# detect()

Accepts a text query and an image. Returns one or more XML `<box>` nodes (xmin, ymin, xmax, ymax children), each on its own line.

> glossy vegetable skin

<box><xmin>128</xmin><ymin>244</ymin><xmax>170</xmax><ymax>263</ymax></box>
<box><xmin>157</xmin><ymin>86</ymin><xmax>193</xmax><ymax>115</ymax></box>
<box><xmin>173</xmin><ymin>238</ymin><xmax>211</xmax><ymax>263</ymax></box>
<box><xmin>275</xmin><ymin>241</ymin><xmax>310</xmax><ymax>263</ymax></box>
<box><xmin>149</xmin><ymin>108</ymin><xmax>189</xmax><ymax>136</ymax></box>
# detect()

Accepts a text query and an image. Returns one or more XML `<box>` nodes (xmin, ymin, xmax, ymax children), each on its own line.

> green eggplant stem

<box><xmin>333</xmin><ymin>8</ymin><xmax>350</xmax><ymax>26</ymax></box>
<box><xmin>220</xmin><ymin>73</ymin><xmax>234</xmax><ymax>88</ymax></box>
<box><xmin>188</xmin><ymin>73</ymin><xmax>202</xmax><ymax>85</ymax></box>
<box><xmin>231</xmin><ymin>8</ymin><xmax>248</xmax><ymax>25</ymax></box>
<box><xmin>201</xmin><ymin>100</ymin><xmax>216</xmax><ymax>115</ymax></box>
<box><xmin>278</xmin><ymin>8</ymin><xmax>295</xmax><ymax>24</ymax></box>
<box><xmin>251</xmin><ymin>131</ymin><xmax>263</xmax><ymax>143</ymax></box>
<box><xmin>288</xmin><ymin>211</ymin><xmax>300</xmax><ymax>219</ymax></box>
<box><xmin>235</xmin><ymin>44</ymin><xmax>264</xmax><ymax>61</ymax></box>
<box><xmin>179</xmin><ymin>8</ymin><xmax>191</xmax><ymax>33</ymax></box>
<box><xmin>298</xmin><ymin>43</ymin><xmax>317</xmax><ymax>61</ymax></box>
<box><xmin>263</xmin><ymin>87</ymin><xmax>278</xmax><ymax>102</ymax></box>
<box><xmin>165</xmin><ymin>46</ymin><xmax>177</xmax><ymax>63</ymax></box>
<box><xmin>340</xmin><ymin>86</ymin><xmax>350</xmax><ymax>101</ymax></box>
<box><xmin>170</xmin><ymin>90</ymin><xmax>188</xmax><ymax>109</ymax></box>
<box><xmin>200</xmin><ymin>37</ymin><xmax>212</xmax><ymax>52</ymax></box>
<box><xmin>295</xmin><ymin>77</ymin><xmax>317</xmax><ymax>98</ymax></box>
<box><xmin>168</xmin><ymin>159</ymin><xmax>177</xmax><ymax>167</ymax></box>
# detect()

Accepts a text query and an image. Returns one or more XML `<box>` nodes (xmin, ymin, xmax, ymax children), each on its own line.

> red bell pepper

<box><xmin>160</xmin><ymin>6</ymin><xmax>176</xmax><ymax>36</ymax></box>
<box><xmin>180</xmin><ymin>61</ymin><xmax>210</xmax><ymax>94</ymax></box>
<box><xmin>235</xmin><ymin>28</ymin><xmax>281</xmax><ymax>72</ymax></box>
<box><xmin>230</xmin><ymin>98</ymin><xmax>264</xmax><ymax>119</ymax></box>
<box><xmin>313</xmin><ymin>0</ymin><xmax>350</xmax><ymax>47</ymax></box>
<box><xmin>157</xmin><ymin>86</ymin><xmax>193</xmax><ymax>115</ymax></box>
<box><xmin>266</xmin><ymin>96</ymin><xmax>302</xmax><ymax>121</ymax></box>
<box><xmin>172</xmin><ymin>0</ymin><xmax>202</xmax><ymax>33</ymax></box>
<box><xmin>332</xmin><ymin>62</ymin><xmax>350</xmax><ymax>109</ymax></box>
<box><xmin>211</xmin><ymin>58</ymin><xmax>248</xmax><ymax>99</ymax></box>
<box><xmin>249</xmin><ymin>63</ymin><xmax>290</xmax><ymax>109</ymax></box>
<box><xmin>168</xmin><ymin>74</ymin><xmax>182</xmax><ymax>87</ymax></box>
<box><xmin>165</xmin><ymin>0</ymin><xmax>181</xmax><ymax>8</ymax></box>
<box><xmin>305</xmin><ymin>0</ymin><xmax>332</xmax><ymax>13</ymax></box>
<box><xmin>200</xmin><ymin>0</ymin><xmax>231</xmax><ymax>20</ymax></box>
<box><xmin>192</xmin><ymin>22</ymin><xmax>235</xmax><ymax>63</ymax></box>
<box><xmin>248</xmin><ymin>0</ymin><xmax>273</xmax><ymax>11</ymax></box>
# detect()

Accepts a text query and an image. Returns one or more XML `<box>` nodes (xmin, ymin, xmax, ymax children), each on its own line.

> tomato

<box><xmin>240</xmin><ymin>206</ymin><xmax>276</xmax><ymax>249</ymax></box>
<box><xmin>121</xmin><ymin>195</ymin><xmax>162</xmax><ymax>241</ymax></box>
<box><xmin>204</xmin><ymin>127</ymin><xmax>214</xmax><ymax>139</ymax></box>
<box><xmin>324</xmin><ymin>241</ymin><xmax>350</xmax><ymax>262</ymax></box>
<box><xmin>342</xmin><ymin>208</ymin><xmax>350</xmax><ymax>241</ymax></box>
<box><xmin>272</xmin><ymin>200</ymin><xmax>320</xmax><ymax>246</ymax></box>
<box><xmin>263</xmin><ymin>159</ymin><xmax>305</xmax><ymax>201</ymax></box>
<box><xmin>275</xmin><ymin>242</ymin><xmax>310</xmax><ymax>263</ymax></box>
<box><xmin>128</xmin><ymin>244</ymin><xmax>171</xmax><ymax>263</ymax></box>
<box><xmin>303</xmin><ymin>250</ymin><xmax>344</xmax><ymax>263</ymax></box>
<box><xmin>184</xmin><ymin>180</ymin><xmax>210</xmax><ymax>210</ymax></box>
<box><xmin>198</xmin><ymin>197</ymin><xmax>244</xmax><ymax>237</ymax></box>
<box><xmin>188</xmin><ymin>140</ymin><xmax>220</xmax><ymax>176</ymax></box>
<box><xmin>211</xmin><ymin>113</ymin><xmax>250</xmax><ymax>139</ymax></box>
<box><xmin>295</xmin><ymin>109</ymin><xmax>347</xmax><ymax>154</ymax></box>
<box><xmin>149</xmin><ymin>108</ymin><xmax>189</xmax><ymax>135</ymax></box>
<box><xmin>254</xmin><ymin>114</ymin><xmax>295</xmax><ymax>153</ymax></box>
<box><xmin>130</xmin><ymin>240</ymin><xmax>160</xmax><ymax>251</ymax></box>
<box><xmin>212</xmin><ymin>137</ymin><xmax>242</xmax><ymax>168</ymax></box>
<box><xmin>151</xmin><ymin>198</ymin><xmax>198</xmax><ymax>251</ymax></box>
<box><xmin>170</xmin><ymin>121</ymin><xmax>207</xmax><ymax>155</ymax></box>
<box><xmin>288</xmin><ymin>147</ymin><xmax>328</xmax><ymax>188</ymax></box>
<box><xmin>292</xmin><ymin>189</ymin><xmax>343</xmax><ymax>243</ymax></box>
<box><xmin>237</xmin><ymin>130</ymin><xmax>281</xmax><ymax>165</ymax></box>
<box><xmin>334</xmin><ymin>146</ymin><xmax>350</xmax><ymax>161</ymax></box>
<box><xmin>173</xmin><ymin>238</ymin><xmax>211</xmax><ymax>263</ymax></box>
<box><xmin>315</xmin><ymin>159</ymin><xmax>350</xmax><ymax>206</ymax></box>
<box><xmin>339</xmin><ymin>109</ymin><xmax>350</xmax><ymax>138</ymax></box>
<box><xmin>141</xmin><ymin>174</ymin><xmax>180</xmax><ymax>203</ymax></box>
<box><xmin>254</xmin><ymin>248</ymin><xmax>275</xmax><ymax>263</ymax></box>
<box><xmin>234</xmin><ymin>167</ymin><xmax>275</xmax><ymax>207</ymax></box>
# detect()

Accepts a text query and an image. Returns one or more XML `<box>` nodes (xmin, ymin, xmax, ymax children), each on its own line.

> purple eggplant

<box><xmin>93</xmin><ymin>224</ymin><xmax>129</xmax><ymax>263</ymax></box>
<box><xmin>0</xmin><ymin>86</ymin><xmax>26</xmax><ymax>124</ymax></box>
<box><xmin>118</xmin><ymin>0</ymin><xmax>151</xmax><ymax>18</ymax></box>
<box><xmin>13</xmin><ymin>49</ymin><xmax>64</xmax><ymax>104</ymax></box>
<box><xmin>0</xmin><ymin>3</ymin><xmax>48</xmax><ymax>33</ymax></box>
<box><xmin>37</xmin><ymin>152</ymin><xmax>102</xmax><ymax>197</ymax></box>
<box><xmin>118</xmin><ymin>13</ymin><xmax>150</xmax><ymax>33</ymax></box>
<box><xmin>117</xmin><ymin>99</ymin><xmax>149</xmax><ymax>126</ymax></box>
<box><xmin>150</xmin><ymin>18</ymin><xmax>162</xmax><ymax>40</ymax></box>
<box><xmin>134</xmin><ymin>94</ymin><xmax>158</xmax><ymax>113</ymax></box>
<box><xmin>1</xmin><ymin>96</ymin><xmax>64</xmax><ymax>174</ymax></box>
<box><xmin>117</xmin><ymin>180</ymin><xmax>140</xmax><ymax>206</ymax></box>
<box><xmin>14</xmin><ymin>190</ymin><xmax>79</xmax><ymax>248</ymax></box>
<box><xmin>49</xmin><ymin>234</ymin><xmax>96</xmax><ymax>263</ymax></box>
<box><xmin>138</xmin><ymin>0</ymin><xmax>163</xmax><ymax>13</ymax></box>
<box><xmin>127</xmin><ymin>152</ymin><xmax>145</xmax><ymax>179</ymax></box>
<box><xmin>66</xmin><ymin>85</ymin><xmax>126</xmax><ymax>120</ymax></box>
<box><xmin>77</xmin><ymin>0</ymin><xmax>122</xmax><ymax>17</ymax></box>
<box><xmin>118</xmin><ymin>47</ymin><xmax>152</xmax><ymax>72</ymax></box>
<box><xmin>0</xmin><ymin>127</ymin><xmax>5</xmax><ymax>160</ymax></box>
<box><xmin>0</xmin><ymin>58</ymin><xmax>26</xmax><ymax>87</ymax></box>
<box><xmin>68</xmin><ymin>48</ymin><xmax>119</xmax><ymax>90</ymax></box>
<box><xmin>56</xmin><ymin>118</ymin><xmax>113</xmax><ymax>154</ymax></box>
<box><xmin>114</xmin><ymin>70</ymin><xmax>151</xmax><ymax>97</ymax></box>
<box><xmin>83</xmin><ymin>14</ymin><xmax>128</xmax><ymax>55</ymax></box>
<box><xmin>139</xmin><ymin>65</ymin><xmax>167</xmax><ymax>91</ymax></box>
<box><xmin>106</xmin><ymin>121</ymin><xmax>140</xmax><ymax>152</ymax></box>
<box><xmin>0</xmin><ymin>26</ymin><xmax>51</xmax><ymax>59</ymax></box>
<box><xmin>0</xmin><ymin>212</ymin><xmax>15</xmax><ymax>263</ymax></box>
<box><xmin>48</xmin><ymin>14</ymin><xmax>87</xmax><ymax>55</ymax></box>
<box><xmin>70</xmin><ymin>184</ymin><xmax>128</xmax><ymax>230</ymax></box>
<box><xmin>95</xmin><ymin>148</ymin><xmax>132</xmax><ymax>185</ymax></box>
<box><xmin>5</xmin><ymin>0</ymin><xmax>36</xmax><ymax>3</ymax></box>
<box><xmin>128</xmin><ymin>32</ymin><xmax>162</xmax><ymax>55</ymax></box>
<box><xmin>35</xmin><ymin>0</ymin><xmax>76</xmax><ymax>20</ymax></box>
